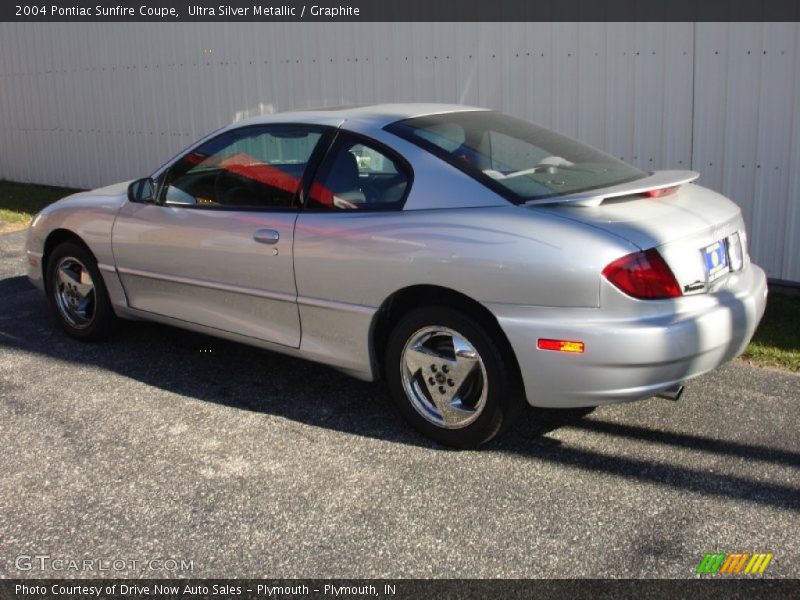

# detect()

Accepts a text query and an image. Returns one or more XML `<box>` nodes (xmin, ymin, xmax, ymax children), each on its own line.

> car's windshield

<box><xmin>386</xmin><ymin>111</ymin><xmax>646</xmax><ymax>203</ymax></box>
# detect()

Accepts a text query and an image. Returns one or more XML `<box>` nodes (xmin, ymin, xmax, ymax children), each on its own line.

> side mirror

<box><xmin>127</xmin><ymin>177</ymin><xmax>156</xmax><ymax>203</ymax></box>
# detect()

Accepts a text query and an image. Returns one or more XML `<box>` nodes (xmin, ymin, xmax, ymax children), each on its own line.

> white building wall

<box><xmin>0</xmin><ymin>22</ymin><xmax>798</xmax><ymax>280</ymax></box>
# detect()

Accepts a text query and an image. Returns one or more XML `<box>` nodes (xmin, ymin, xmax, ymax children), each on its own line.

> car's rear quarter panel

<box><xmin>293</xmin><ymin>203</ymin><xmax>639</xmax><ymax>383</ymax></box>
<box><xmin>294</xmin><ymin>206</ymin><xmax>636</xmax><ymax>309</ymax></box>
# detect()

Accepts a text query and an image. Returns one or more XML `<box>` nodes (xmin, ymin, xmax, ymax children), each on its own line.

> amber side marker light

<box><xmin>537</xmin><ymin>339</ymin><xmax>585</xmax><ymax>353</ymax></box>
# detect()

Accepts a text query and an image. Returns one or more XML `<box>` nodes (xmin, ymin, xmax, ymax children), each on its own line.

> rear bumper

<box><xmin>490</xmin><ymin>264</ymin><xmax>768</xmax><ymax>408</ymax></box>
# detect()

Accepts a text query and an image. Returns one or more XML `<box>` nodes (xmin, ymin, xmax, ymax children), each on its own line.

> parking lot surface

<box><xmin>1</xmin><ymin>229</ymin><xmax>798</xmax><ymax>578</ymax></box>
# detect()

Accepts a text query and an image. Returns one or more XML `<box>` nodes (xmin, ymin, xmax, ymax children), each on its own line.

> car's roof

<box><xmin>233</xmin><ymin>103</ymin><xmax>489</xmax><ymax>130</ymax></box>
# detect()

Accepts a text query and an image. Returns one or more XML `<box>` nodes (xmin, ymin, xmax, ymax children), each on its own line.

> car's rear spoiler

<box><xmin>524</xmin><ymin>170</ymin><xmax>700</xmax><ymax>207</ymax></box>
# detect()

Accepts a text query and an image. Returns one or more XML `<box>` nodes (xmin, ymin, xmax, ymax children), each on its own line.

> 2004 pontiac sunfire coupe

<box><xmin>26</xmin><ymin>104</ymin><xmax>768</xmax><ymax>447</ymax></box>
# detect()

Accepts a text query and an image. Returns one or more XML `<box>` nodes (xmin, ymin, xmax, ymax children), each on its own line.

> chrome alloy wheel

<box><xmin>400</xmin><ymin>326</ymin><xmax>489</xmax><ymax>429</ymax></box>
<box><xmin>53</xmin><ymin>257</ymin><xmax>96</xmax><ymax>329</ymax></box>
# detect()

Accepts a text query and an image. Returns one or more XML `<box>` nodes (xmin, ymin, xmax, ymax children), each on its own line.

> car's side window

<box><xmin>306</xmin><ymin>133</ymin><xmax>411</xmax><ymax>211</ymax></box>
<box><xmin>162</xmin><ymin>126</ymin><xmax>324</xmax><ymax>210</ymax></box>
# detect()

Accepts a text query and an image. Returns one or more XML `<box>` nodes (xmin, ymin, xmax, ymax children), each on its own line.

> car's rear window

<box><xmin>385</xmin><ymin>111</ymin><xmax>646</xmax><ymax>204</ymax></box>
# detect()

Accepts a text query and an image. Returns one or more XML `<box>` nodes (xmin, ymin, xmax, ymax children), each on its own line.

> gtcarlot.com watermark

<box><xmin>14</xmin><ymin>554</ymin><xmax>194</xmax><ymax>573</ymax></box>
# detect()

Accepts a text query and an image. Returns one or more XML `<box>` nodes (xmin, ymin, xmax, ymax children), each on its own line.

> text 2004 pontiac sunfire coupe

<box><xmin>26</xmin><ymin>104</ymin><xmax>767</xmax><ymax>447</ymax></box>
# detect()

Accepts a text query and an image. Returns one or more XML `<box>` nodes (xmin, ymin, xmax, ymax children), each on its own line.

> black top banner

<box><xmin>3</xmin><ymin>0</ymin><xmax>800</xmax><ymax>22</ymax></box>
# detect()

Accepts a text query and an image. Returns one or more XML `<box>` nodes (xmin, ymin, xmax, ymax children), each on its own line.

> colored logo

<box><xmin>696</xmin><ymin>552</ymin><xmax>773</xmax><ymax>574</ymax></box>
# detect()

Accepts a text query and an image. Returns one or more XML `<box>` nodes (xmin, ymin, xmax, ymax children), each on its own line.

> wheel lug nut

<box><xmin>431</xmin><ymin>365</ymin><xmax>437</xmax><ymax>372</ymax></box>
<box><xmin>438</xmin><ymin>386</ymin><xmax>446</xmax><ymax>394</ymax></box>
<box><xmin>442</xmin><ymin>365</ymin><xmax>449</xmax><ymax>373</ymax></box>
<box><xmin>428</xmin><ymin>377</ymin><xmax>435</xmax><ymax>385</ymax></box>
<box><xmin>447</xmin><ymin>379</ymin><xmax>455</xmax><ymax>387</ymax></box>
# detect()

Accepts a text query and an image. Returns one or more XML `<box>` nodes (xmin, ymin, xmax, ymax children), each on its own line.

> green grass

<box><xmin>0</xmin><ymin>179</ymin><xmax>81</xmax><ymax>227</ymax></box>
<box><xmin>1</xmin><ymin>179</ymin><xmax>798</xmax><ymax>372</ymax></box>
<box><xmin>742</xmin><ymin>292</ymin><xmax>800</xmax><ymax>372</ymax></box>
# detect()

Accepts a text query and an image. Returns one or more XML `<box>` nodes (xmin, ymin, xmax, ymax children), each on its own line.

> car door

<box><xmin>112</xmin><ymin>124</ymin><xmax>329</xmax><ymax>348</ymax></box>
<box><xmin>293</xmin><ymin>131</ymin><xmax>414</xmax><ymax>347</ymax></box>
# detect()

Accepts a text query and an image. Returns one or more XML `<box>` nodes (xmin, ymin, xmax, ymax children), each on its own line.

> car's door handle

<box><xmin>253</xmin><ymin>229</ymin><xmax>280</xmax><ymax>245</ymax></box>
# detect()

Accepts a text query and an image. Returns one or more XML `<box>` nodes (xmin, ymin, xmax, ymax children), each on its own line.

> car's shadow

<box><xmin>1</xmin><ymin>274</ymin><xmax>799</xmax><ymax>512</ymax></box>
<box><xmin>0</xmin><ymin>274</ymin><xmax>576</xmax><ymax>447</ymax></box>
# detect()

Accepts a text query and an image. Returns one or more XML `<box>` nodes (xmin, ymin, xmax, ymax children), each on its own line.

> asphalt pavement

<box><xmin>1</xmin><ymin>228</ymin><xmax>798</xmax><ymax>578</ymax></box>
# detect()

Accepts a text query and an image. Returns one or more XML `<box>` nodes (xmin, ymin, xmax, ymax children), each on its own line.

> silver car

<box><xmin>26</xmin><ymin>104</ymin><xmax>768</xmax><ymax>447</ymax></box>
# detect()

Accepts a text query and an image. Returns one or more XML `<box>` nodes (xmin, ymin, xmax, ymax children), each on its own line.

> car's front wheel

<box><xmin>385</xmin><ymin>306</ymin><xmax>523</xmax><ymax>448</ymax></box>
<box><xmin>46</xmin><ymin>241</ymin><xmax>118</xmax><ymax>340</ymax></box>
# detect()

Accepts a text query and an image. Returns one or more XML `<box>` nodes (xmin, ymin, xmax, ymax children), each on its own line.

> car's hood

<box><xmin>40</xmin><ymin>180</ymin><xmax>130</xmax><ymax>215</ymax></box>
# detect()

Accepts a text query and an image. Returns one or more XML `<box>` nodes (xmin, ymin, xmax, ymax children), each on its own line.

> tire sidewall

<box><xmin>385</xmin><ymin>306</ymin><xmax>519</xmax><ymax>448</ymax></box>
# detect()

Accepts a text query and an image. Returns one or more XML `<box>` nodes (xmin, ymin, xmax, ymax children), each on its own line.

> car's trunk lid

<box><xmin>525</xmin><ymin>173</ymin><xmax>747</xmax><ymax>294</ymax></box>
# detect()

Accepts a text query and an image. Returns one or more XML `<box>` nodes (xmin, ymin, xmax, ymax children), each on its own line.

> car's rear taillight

<box><xmin>602</xmin><ymin>249</ymin><xmax>682</xmax><ymax>299</ymax></box>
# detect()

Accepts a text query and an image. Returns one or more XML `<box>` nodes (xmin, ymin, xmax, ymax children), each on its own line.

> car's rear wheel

<box><xmin>385</xmin><ymin>306</ymin><xmax>522</xmax><ymax>448</ymax></box>
<box><xmin>46</xmin><ymin>242</ymin><xmax>117</xmax><ymax>340</ymax></box>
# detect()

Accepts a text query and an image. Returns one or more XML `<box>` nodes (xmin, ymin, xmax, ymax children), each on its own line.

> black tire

<box><xmin>385</xmin><ymin>305</ymin><xmax>524</xmax><ymax>448</ymax></box>
<box><xmin>46</xmin><ymin>241</ymin><xmax>118</xmax><ymax>340</ymax></box>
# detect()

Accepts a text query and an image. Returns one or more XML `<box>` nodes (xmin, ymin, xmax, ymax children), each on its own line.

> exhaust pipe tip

<box><xmin>657</xmin><ymin>383</ymin><xmax>684</xmax><ymax>401</ymax></box>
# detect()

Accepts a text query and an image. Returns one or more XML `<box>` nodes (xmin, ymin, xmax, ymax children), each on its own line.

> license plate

<box><xmin>703</xmin><ymin>239</ymin><xmax>729</xmax><ymax>281</ymax></box>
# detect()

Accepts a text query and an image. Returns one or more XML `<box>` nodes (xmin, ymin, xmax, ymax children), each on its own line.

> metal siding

<box><xmin>551</xmin><ymin>22</ymin><xmax>579</xmax><ymax>139</ymax></box>
<box><xmin>786</xmin><ymin>27</ymin><xmax>800</xmax><ymax>283</ymax></box>
<box><xmin>693</xmin><ymin>22</ymin><xmax>800</xmax><ymax>280</ymax></box>
<box><xmin>576</xmin><ymin>23</ymin><xmax>607</xmax><ymax>149</ymax></box>
<box><xmin>753</xmin><ymin>23</ymin><xmax>797</xmax><ymax>280</ymax></box>
<box><xmin>605</xmin><ymin>23</ymin><xmax>637</xmax><ymax>163</ymax></box>
<box><xmin>0</xmin><ymin>22</ymin><xmax>798</xmax><ymax>280</ymax></box>
<box><xmin>660</xmin><ymin>23</ymin><xmax>694</xmax><ymax>170</ymax></box>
